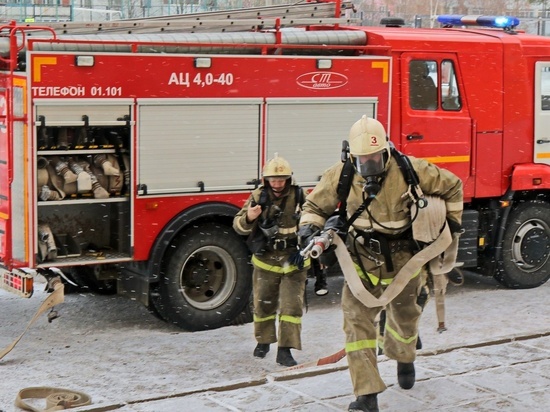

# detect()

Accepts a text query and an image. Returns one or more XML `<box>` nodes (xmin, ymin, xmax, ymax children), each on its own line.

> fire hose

<box><xmin>0</xmin><ymin>277</ymin><xmax>64</xmax><ymax>361</ymax></box>
<box><xmin>284</xmin><ymin>348</ymin><xmax>347</xmax><ymax>371</ymax></box>
<box><xmin>301</xmin><ymin>224</ymin><xmax>453</xmax><ymax>308</ymax></box>
<box><xmin>1</xmin><ymin>276</ymin><xmax>93</xmax><ymax>411</ymax></box>
<box><xmin>15</xmin><ymin>387</ymin><xmax>91</xmax><ymax>412</ymax></box>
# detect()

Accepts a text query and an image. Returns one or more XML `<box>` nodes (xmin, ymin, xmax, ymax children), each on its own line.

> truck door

<box><xmin>400</xmin><ymin>53</ymin><xmax>473</xmax><ymax>187</ymax></box>
<box><xmin>535</xmin><ymin>61</ymin><xmax>550</xmax><ymax>164</ymax></box>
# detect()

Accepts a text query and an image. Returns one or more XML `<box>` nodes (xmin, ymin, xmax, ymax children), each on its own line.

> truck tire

<box><xmin>157</xmin><ymin>223</ymin><xmax>252</xmax><ymax>331</ymax></box>
<box><xmin>229</xmin><ymin>290</ymin><xmax>254</xmax><ymax>326</ymax></box>
<box><xmin>496</xmin><ymin>201</ymin><xmax>550</xmax><ymax>289</ymax></box>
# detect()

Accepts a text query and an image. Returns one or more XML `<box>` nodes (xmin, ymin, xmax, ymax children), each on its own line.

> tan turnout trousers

<box><xmin>253</xmin><ymin>265</ymin><xmax>308</xmax><ymax>349</ymax></box>
<box><xmin>342</xmin><ymin>250</ymin><xmax>427</xmax><ymax>396</ymax></box>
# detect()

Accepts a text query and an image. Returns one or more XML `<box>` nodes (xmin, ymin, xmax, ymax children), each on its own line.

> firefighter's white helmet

<box><xmin>262</xmin><ymin>153</ymin><xmax>292</xmax><ymax>179</ymax></box>
<box><xmin>348</xmin><ymin>116</ymin><xmax>391</xmax><ymax>178</ymax></box>
<box><xmin>349</xmin><ymin>115</ymin><xmax>388</xmax><ymax>156</ymax></box>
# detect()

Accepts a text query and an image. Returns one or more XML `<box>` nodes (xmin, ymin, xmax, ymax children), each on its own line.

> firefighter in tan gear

<box><xmin>233</xmin><ymin>154</ymin><xmax>310</xmax><ymax>367</ymax></box>
<box><xmin>298</xmin><ymin>116</ymin><xmax>463</xmax><ymax>412</ymax></box>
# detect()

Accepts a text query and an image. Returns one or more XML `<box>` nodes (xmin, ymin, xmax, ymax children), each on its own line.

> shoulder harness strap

<box><xmin>337</xmin><ymin>140</ymin><xmax>355</xmax><ymax>221</ymax></box>
<box><xmin>335</xmin><ymin>143</ymin><xmax>427</xmax><ymax>229</ymax></box>
<box><xmin>391</xmin><ymin>146</ymin><xmax>419</xmax><ymax>187</ymax></box>
<box><xmin>390</xmin><ymin>146</ymin><xmax>426</xmax><ymax>206</ymax></box>
<box><xmin>295</xmin><ymin>185</ymin><xmax>304</xmax><ymax>208</ymax></box>
<box><xmin>337</xmin><ymin>158</ymin><xmax>355</xmax><ymax>216</ymax></box>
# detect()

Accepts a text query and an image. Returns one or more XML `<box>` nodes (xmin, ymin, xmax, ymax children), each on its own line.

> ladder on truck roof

<box><xmin>21</xmin><ymin>0</ymin><xmax>358</xmax><ymax>35</ymax></box>
<box><xmin>0</xmin><ymin>1</ymin><xmax>367</xmax><ymax>65</ymax></box>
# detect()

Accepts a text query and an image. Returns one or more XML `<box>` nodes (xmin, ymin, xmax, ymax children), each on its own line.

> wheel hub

<box><xmin>513</xmin><ymin>221</ymin><xmax>550</xmax><ymax>271</ymax></box>
<box><xmin>519</xmin><ymin>228</ymin><xmax>549</xmax><ymax>265</ymax></box>
<box><xmin>184</xmin><ymin>257</ymin><xmax>210</xmax><ymax>287</ymax></box>
<box><xmin>180</xmin><ymin>246</ymin><xmax>236</xmax><ymax>310</ymax></box>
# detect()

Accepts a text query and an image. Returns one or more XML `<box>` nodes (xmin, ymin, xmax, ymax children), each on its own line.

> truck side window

<box><xmin>409</xmin><ymin>60</ymin><xmax>437</xmax><ymax>110</ymax></box>
<box><xmin>441</xmin><ymin>60</ymin><xmax>462</xmax><ymax>111</ymax></box>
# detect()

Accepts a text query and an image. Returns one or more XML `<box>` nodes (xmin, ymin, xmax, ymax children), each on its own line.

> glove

<box><xmin>297</xmin><ymin>225</ymin><xmax>320</xmax><ymax>248</ymax></box>
<box><xmin>447</xmin><ymin>219</ymin><xmax>463</xmax><ymax>235</ymax></box>
<box><xmin>288</xmin><ymin>251</ymin><xmax>305</xmax><ymax>270</ymax></box>
<box><xmin>324</xmin><ymin>215</ymin><xmax>346</xmax><ymax>235</ymax></box>
<box><xmin>319</xmin><ymin>245</ymin><xmax>338</xmax><ymax>268</ymax></box>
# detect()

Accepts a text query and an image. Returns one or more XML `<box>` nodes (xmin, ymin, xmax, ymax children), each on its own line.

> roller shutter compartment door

<box><xmin>138</xmin><ymin>101</ymin><xmax>261</xmax><ymax>194</ymax></box>
<box><xmin>266</xmin><ymin>99</ymin><xmax>376</xmax><ymax>186</ymax></box>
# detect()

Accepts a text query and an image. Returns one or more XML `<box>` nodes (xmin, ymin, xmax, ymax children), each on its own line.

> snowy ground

<box><xmin>1</xmin><ymin>271</ymin><xmax>549</xmax><ymax>411</ymax></box>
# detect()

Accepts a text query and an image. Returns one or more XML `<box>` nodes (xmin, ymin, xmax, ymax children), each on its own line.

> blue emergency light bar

<box><xmin>437</xmin><ymin>15</ymin><xmax>520</xmax><ymax>29</ymax></box>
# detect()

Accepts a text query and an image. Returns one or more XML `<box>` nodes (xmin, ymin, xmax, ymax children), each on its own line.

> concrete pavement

<box><xmin>84</xmin><ymin>332</ymin><xmax>550</xmax><ymax>411</ymax></box>
<box><xmin>10</xmin><ymin>270</ymin><xmax>549</xmax><ymax>412</ymax></box>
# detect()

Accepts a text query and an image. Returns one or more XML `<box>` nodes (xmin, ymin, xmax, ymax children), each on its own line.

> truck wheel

<box><xmin>157</xmin><ymin>223</ymin><xmax>252</xmax><ymax>331</ymax></box>
<box><xmin>497</xmin><ymin>201</ymin><xmax>550</xmax><ymax>289</ymax></box>
<box><xmin>229</xmin><ymin>290</ymin><xmax>254</xmax><ymax>326</ymax></box>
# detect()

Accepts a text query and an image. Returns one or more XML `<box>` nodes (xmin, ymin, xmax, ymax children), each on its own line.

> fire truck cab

<box><xmin>1</xmin><ymin>3</ymin><xmax>549</xmax><ymax>331</ymax></box>
<box><xmin>382</xmin><ymin>15</ymin><xmax>550</xmax><ymax>290</ymax></box>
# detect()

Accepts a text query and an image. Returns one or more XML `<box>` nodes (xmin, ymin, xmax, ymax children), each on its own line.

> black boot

<box><xmin>276</xmin><ymin>347</ymin><xmax>297</xmax><ymax>367</ymax></box>
<box><xmin>348</xmin><ymin>393</ymin><xmax>379</xmax><ymax>412</ymax></box>
<box><xmin>253</xmin><ymin>343</ymin><xmax>270</xmax><ymax>358</ymax></box>
<box><xmin>315</xmin><ymin>276</ymin><xmax>328</xmax><ymax>296</ymax></box>
<box><xmin>378</xmin><ymin>310</ymin><xmax>386</xmax><ymax>355</ymax></box>
<box><xmin>416</xmin><ymin>335</ymin><xmax>422</xmax><ymax>350</ymax></box>
<box><xmin>397</xmin><ymin>362</ymin><xmax>415</xmax><ymax>389</ymax></box>
<box><xmin>313</xmin><ymin>261</ymin><xmax>328</xmax><ymax>296</ymax></box>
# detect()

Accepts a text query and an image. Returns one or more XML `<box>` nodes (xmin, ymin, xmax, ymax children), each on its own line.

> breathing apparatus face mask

<box><xmin>354</xmin><ymin>151</ymin><xmax>388</xmax><ymax>199</ymax></box>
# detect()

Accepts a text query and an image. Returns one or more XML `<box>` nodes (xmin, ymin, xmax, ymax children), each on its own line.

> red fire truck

<box><xmin>1</xmin><ymin>1</ymin><xmax>549</xmax><ymax>331</ymax></box>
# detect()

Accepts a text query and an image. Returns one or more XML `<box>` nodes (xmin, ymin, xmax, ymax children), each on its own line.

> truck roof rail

<box><xmin>21</xmin><ymin>1</ymin><xmax>357</xmax><ymax>35</ymax></box>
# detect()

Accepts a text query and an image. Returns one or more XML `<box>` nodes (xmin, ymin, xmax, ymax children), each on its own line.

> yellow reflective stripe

<box><xmin>354</xmin><ymin>263</ymin><xmax>421</xmax><ymax>286</ymax></box>
<box><xmin>280</xmin><ymin>315</ymin><xmax>301</xmax><ymax>324</ymax></box>
<box><xmin>385</xmin><ymin>323</ymin><xmax>417</xmax><ymax>344</ymax></box>
<box><xmin>278</xmin><ymin>226</ymin><xmax>297</xmax><ymax>235</ymax></box>
<box><xmin>359</xmin><ymin>266</ymin><xmax>380</xmax><ymax>286</ymax></box>
<box><xmin>353</xmin><ymin>263</ymin><xmax>386</xmax><ymax>286</ymax></box>
<box><xmin>252</xmin><ymin>255</ymin><xmax>310</xmax><ymax>274</ymax></box>
<box><xmin>254</xmin><ymin>314</ymin><xmax>276</xmax><ymax>322</ymax></box>
<box><xmin>408</xmin><ymin>268</ymin><xmax>421</xmax><ymax>279</ymax></box>
<box><xmin>345</xmin><ymin>339</ymin><xmax>377</xmax><ymax>353</ymax></box>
